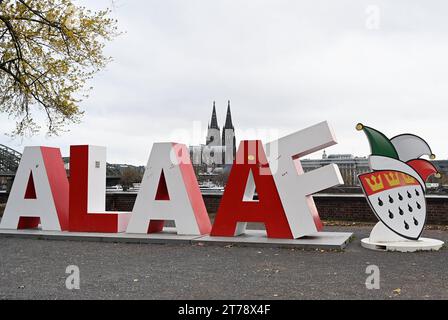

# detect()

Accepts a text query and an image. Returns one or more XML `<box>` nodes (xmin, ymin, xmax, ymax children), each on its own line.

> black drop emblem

<box><xmin>399</xmin><ymin>207</ymin><xmax>404</xmax><ymax>215</ymax></box>
<box><xmin>388</xmin><ymin>195</ymin><xmax>394</xmax><ymax>203</ymax></box>
<box><xmin>415</xmin><ymin>189</ymin><xmax>420</xmax><ymax>196</ymax></box>
<box><xmin>416</xmin><ymin>202</ymin><xmax>421</xmax><ymax>210</ymax></box>
<box><xmin>404</xmin><ymin>221</ymin><xmax>410</xmax><ymax>230</ymax></box>
<box><xmin>413</xmin><ymin>217</ymin><xmax>419</xmax><ymax>226</ymax></box>
<box><xmin>378</xmin><ymin>198</ymin><xmax>383</xmax><ymax>206</ymax></box>
<box><xmin>388</xmin><ymin>210</ymin><xmax>394</xmax><ymax>219</ymax></box>
<box><xmin>407</xmin><ymin>191</ymin><xmax>412</xmax><ymax>198</ymax></box>
<box><xmin>398</xmin><ymin>193</ymin><xmax>403</xmax><ymax>201</ymax></box>
<box><xmin>408</xmin><ymin>204</ymin><xmax>413</xmax><ymax>212</ymax></box>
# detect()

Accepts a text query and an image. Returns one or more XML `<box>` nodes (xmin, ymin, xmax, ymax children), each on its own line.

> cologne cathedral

<box><xmin>189</xmin><ymin>101</ymin><xmax>236</xmax><ymax>186</ymax></box>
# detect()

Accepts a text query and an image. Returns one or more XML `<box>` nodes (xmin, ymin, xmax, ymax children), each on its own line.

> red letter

<box><xmin>68</xmin><ymin>145</ymin><xmax>130</xmax><ymax>232</ymax></box>
<box><xmin>211</xmin><ymin>141</ymin><xmax>293</xmax><ymax>239</ymax></box>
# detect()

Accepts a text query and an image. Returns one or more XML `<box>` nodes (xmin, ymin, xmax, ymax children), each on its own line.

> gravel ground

<box><xmin>0</xmin><ymin>226</ymin><xmax>447</xmax><ymax>300</ymax></box>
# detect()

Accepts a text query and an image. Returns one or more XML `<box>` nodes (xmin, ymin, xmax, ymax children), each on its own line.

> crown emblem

<box><xmin>385</xmin><ymin>172</ymin><xmax>400</xmax><ymax>187</ymax></box>
<box><xmin>365</xmin><ymin>174</ymin><xmax>384</xmax><ymax>192</ymax></box>
<box><xmin>402</xmin><ymin>174</ymin><xmax>416</xmax><ymax>185</ymax></box>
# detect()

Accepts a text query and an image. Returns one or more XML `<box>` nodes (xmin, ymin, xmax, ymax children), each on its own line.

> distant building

<box><xmin>301</xmin><ymin>152</ymin><xmax>448</xmax><ymax>189</ymax></box>
<box><xmin>301</xmin><ymin>152</ymin><xmax>370</xmax><ymax>186</ymax></box>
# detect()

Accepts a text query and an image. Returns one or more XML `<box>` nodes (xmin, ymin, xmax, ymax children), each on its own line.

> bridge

<box><xmin>0</xmin><ymin>144</ymin><xmax>21</xmax><ymax>177</ymax></box>
<box><xmin>0</xmin><ymin>144</ymin><xmax>124</xmax><ymax>193</ymax></box>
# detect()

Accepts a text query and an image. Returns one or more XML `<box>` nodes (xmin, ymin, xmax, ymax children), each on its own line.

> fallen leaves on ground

<box><xmin>393</xmin><ymin>288</ymin><xmax>401</xmax><ymax>295</ymax></box>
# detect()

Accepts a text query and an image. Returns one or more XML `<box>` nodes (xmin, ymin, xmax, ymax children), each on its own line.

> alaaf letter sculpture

<box><xmin>356</xmin><ymin>123</ymin><xmax>444</xmax><ymax>252</ymax></box>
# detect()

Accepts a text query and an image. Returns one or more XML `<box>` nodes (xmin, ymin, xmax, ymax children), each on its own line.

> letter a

<box><xmin>68</xmin><ymin>145</ymin><xmax>131</xmax><ymax>232</ymax></box>
<box><xmin>126</xmin><ymin>143</ymin><xmax>211</xmax><ymax>235</ymax></box>
<box><xmin>0</xmin><ymin>147</ymin><xmax>69</xmax><ymax>231</ymax></box>
<box><xmin>211</xmin><ymin>141</ymin><xmax>293</xmax><ymax>238</ymax></box>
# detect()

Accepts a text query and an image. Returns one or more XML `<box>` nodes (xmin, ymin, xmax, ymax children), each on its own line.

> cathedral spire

<box><xmin>209</xmin><ymin>101</ymin><xmax>219</xmax><ymax>129</ymax></box>
<box><xmin>222</xmin><ymin>100</ymin><xmax>236</xmax><ymax>165</ymax></box>
<box><xmin>223</xmin><ymin>100</ymin><xmax>234</xmax><ymax>129</ymax></box>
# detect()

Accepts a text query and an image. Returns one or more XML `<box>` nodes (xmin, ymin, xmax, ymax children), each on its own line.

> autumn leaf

<box><xmin>393</xmin><ymin>288</ymin><xmax>402</xmax><ymax>295</ymax></box>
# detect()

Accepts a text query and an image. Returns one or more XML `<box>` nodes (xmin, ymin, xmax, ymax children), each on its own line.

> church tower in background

<box><xmin>206</xmin><ymin>101</ymin><xmax>221</xmax><ymax>147</ymax></box>
<box><xmin>222</xmin><ymin>100</ymin><xmax>236</xmax><ymax>165</ymax></box>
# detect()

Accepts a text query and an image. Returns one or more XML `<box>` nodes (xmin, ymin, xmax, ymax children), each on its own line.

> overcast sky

<box><xmin>1</xmin><ymin>0</ymin><xmax>448</xmax><ymax>165</ymax></box>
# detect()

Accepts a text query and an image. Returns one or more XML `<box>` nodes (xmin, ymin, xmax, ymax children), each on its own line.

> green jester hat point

<box><xmin>356</xmin><ymin>123</ymin><xmax>399</xmax><ymax>160</ymax></box>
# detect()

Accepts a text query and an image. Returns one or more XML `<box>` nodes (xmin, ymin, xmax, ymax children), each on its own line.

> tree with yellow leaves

<box><xmin>0</xmin><ymin>0</ymin><xmax>118</xmax><ymax>135</ymax></box>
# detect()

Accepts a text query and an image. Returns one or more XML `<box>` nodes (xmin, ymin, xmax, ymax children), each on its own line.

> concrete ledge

<box><xmin>193</xmin><ymin>230</ymin><xmax>353</xmax><ymax>250</ymax></box>
<box><xmin>0</xmin><ymin>228</ymin><xmax>199</xmax><ymax>244</ymax></box>
<box><xmin>0</xmin><ymin>228</ymin><xmax>353</xmax><ymax>250</ymax></box>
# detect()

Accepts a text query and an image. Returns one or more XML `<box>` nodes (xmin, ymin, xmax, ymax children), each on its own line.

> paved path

<box><xmin>0</xmin><ymin>226</ymin><xmax>446</xmax><ymax>299</ymax></box>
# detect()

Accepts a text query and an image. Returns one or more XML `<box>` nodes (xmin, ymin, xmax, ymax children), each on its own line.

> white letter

<box><xmin>65</xmin><ymin>265</ymin><xmax>80</xmax><ymax>290</ymax></box>
<box><xmin>265</xmin><ymin>121</ymin><xmax>344</xmax><ymax>238</ymax></box>
<box><xmin>0</xmin><ymin>147</ymin><xmax>68</xmax><ymax>231</ymax></box>
<box><xmin>126</xmin><ymin>143</ymin><xmax>211</xmax><ymax>235</ymax></box>
<box><xmin>365</xmin><ymin>265</ymin><xmax>380</xmax><ymax>289</ymax></box>
<box><xmin>365</xmin><ymin>5</ymin><xmax>381</xmax><ymax>30</ymax></box>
